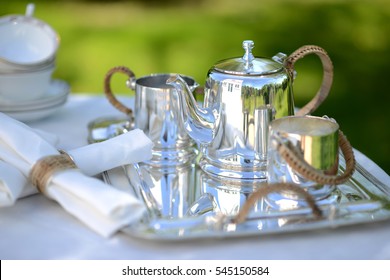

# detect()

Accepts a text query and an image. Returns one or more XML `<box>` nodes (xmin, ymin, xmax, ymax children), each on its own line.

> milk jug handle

<box><xmin>104</xmin><ymin>66</ymin><xmax>135</xmax><ymax>117</ymax></box>
<box><xmin>285</xmin><ymin>45</ymin><xmax>333</xmax><ymax>116</ymax></box>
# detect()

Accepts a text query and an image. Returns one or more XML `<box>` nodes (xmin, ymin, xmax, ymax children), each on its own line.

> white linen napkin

<box><xmin>0</xmin><ymin>160</ymin><xmax>26</xmax><ymax>207</ymax></box>
<box><xmin>67</xmin><ymin>129</ymin><xmax>152</xmax><ymax>177</ymax></box>
<box><xmin>0</xmin><ymin>112</ymin><xmax>153</xmax><ymax>237</ymax></box>
<box><xmin>0</xmin><ymin>128</ymin><xmax>59</xmax><ymax>206</ymax></box>
<box><xmin>0</xmin><ymin>127</ymin><xmax>153</xmax><ymax>205</ymax></box>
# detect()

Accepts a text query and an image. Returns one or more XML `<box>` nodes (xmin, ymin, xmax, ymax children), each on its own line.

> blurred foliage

<box><xmin>1</xmin><ymin>0</ymin><xmax>389</xmax><ymax>173</ymax></box>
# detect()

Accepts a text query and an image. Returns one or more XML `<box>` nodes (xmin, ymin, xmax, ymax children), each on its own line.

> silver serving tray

<box><xmin>104</xmin><ymin>155</ymin><xmax>390</xmax><ymax>241</ymax></box>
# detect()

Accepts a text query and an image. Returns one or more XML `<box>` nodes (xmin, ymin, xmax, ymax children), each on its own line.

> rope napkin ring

<box><xmin>29</xmin><ymin>152</ymin><xmax>78</xmax><ymax>194</ymax></box>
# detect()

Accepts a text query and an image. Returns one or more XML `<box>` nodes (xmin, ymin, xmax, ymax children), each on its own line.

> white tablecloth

<box><xmin>1</xmin><ymin>94</ymin><xmax>390</xmax><ymax>260</ymax></box>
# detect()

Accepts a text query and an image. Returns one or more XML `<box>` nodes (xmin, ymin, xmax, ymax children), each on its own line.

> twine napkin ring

<box><xmin>29</xmin><ymin>151</ymin><xmax>78</xmax><ymax>194</ymax></box>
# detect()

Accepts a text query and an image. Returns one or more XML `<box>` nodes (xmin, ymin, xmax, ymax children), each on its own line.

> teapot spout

<box><xmin>167</xmin><ymin>75</ymin><xmax>217</xmax><ymax>145</ymax></box>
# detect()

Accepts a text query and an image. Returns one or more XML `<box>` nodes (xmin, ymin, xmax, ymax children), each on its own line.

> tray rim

<box><xmin>104</xmin><ymin>149</ymin><xmax>390</xmax><ymax>241</ymax></box>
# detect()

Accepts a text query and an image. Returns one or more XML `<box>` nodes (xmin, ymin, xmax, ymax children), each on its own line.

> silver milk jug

<box><xmin>104</xmin><ymin>66</ymin><xmax>199</xmax><ymax>166</ymax></box>
<box><xmin>167</xmin><ymin>40</ymin><xmax>333</xmax><ymax>180</ymax></box>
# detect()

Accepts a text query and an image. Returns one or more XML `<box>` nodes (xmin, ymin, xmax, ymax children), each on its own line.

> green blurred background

<box><xmin>2</xmin><ymin>0</ymin><xmax>389</xmax><ymax>173</ymax></box>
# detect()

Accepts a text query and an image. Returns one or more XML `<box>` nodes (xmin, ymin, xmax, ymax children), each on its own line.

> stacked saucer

<box><xmin>0</xmin><ymin>4</ymin><xmax>69</xmax><ymax>122</ymax></box>
<box><xmin>0</xmin><ymin>79</ymin><xmax>70</xmax><ymax>122</ymax></box>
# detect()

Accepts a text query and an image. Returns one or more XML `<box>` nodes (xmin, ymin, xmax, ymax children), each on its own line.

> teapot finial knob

<box><xmin>25</xmin><ymin>3</ymin><xmax>35</xmax><ymax>17</ymax></box>
<box><xmin>242</xmin><ymin>40</ymin><xmax>254</xmax><ymax>70</ymax></box>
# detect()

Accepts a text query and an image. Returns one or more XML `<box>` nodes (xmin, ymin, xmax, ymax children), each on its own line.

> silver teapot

<box><xmin>167</xmin><ymin>40</ymin><xmax>333</xmax><ymax>180</ymax></box>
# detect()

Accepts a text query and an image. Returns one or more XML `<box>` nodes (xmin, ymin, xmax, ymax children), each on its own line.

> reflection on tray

<box><xmin>104</xmin><ymin>155</ymin><xmax>390</xmax><ymax>240</ymax></box>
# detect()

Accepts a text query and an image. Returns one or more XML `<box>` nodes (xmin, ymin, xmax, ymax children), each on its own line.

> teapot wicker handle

<box><xmin>286</xmin><ymin>45</ymin><xmax>333</xmax><ymax>116</ymax></box>
<box><xmin>104</xmin><ymin>66</ymin><xmax>135</xmax><ymax>117</ymax></box>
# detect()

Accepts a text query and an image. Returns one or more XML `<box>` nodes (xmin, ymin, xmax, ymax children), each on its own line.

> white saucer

<box><xmin>0</xmin><ymin>79</ymin><xmax>70</xmax><ymax>111</ymax></box>
<box><xmin>0</xmin><ymin>79</ymin><xmax>70</xmax><ymax>122</ymax></box>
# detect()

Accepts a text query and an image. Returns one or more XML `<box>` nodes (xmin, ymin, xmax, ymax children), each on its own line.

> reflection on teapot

<box><xmin>167</xmin><ymin>40</ymin><xmax>333</xmax><ymax>180</ymax></box>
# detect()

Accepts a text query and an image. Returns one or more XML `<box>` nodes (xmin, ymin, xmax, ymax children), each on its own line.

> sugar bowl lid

<box><xmin>211</xmin><ymin>40</ymin><xmax>285</xmax><ymax>76</ymax></box>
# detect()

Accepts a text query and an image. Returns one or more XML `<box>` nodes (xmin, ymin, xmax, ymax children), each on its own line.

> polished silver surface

<box><xmin>104</xmin><ymin>153</ymin><xmax>390</xmax><ymax>240</ymax></box>
<box><xmin>87</xmin><ymin>116</ymin><xmax>133</xmax><ymax>143</ymax></box>
<box><xmin>104</xmin><ymin>69</ymin><xmax>199</xmax><ymax>166</ymax></box>
<box><xmin>105</xmin><ymin>160</ymin><xmax>198</xmax><ymax>221</ymax></box>
<box><xmin>167</xmin><ymin>40</ymin><xmax>295</xmax><ymax>180</ymax></box>
<box><xmin>267</xmin><ymin>116</ymin><xmax>339</xmax><ymax>202</ymax></box>
<box><xmin>254</xmin><ymin>105</ymin><xmax>274</xmax><ymax>161</ymax></box>
<box><xmin>167</xmin><ymin>41</ymin><xmax>333</xmax><ymax>181</ymax></box>
<box><xmin>130</xmin><ymin>73</ymin><xmax>198</xmax><ymax>166</ymax></box>
<box><xmin>129</xmin><ymin>74</ymin><xmax>196</xmax><ymax>150</ymax></box>
<box><xmin>212</xmin><ymin>40</ymin><xmax>285</xmax><ymax>75</ymax></box>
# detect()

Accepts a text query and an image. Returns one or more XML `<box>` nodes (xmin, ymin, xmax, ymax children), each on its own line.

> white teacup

<box><xmin>0</xmin><ymin>15</ymin><xmax>59</xmax><ymax>71</ymax></box>
<box><xmin>0</xmin><ymin>4</ymin><xmax>59</xmax><ymax>102</ymax></box>
<box><xmin>0</xmin><ymin>64</ymin><xmax>55</xmax><ymax>102</ymax></box>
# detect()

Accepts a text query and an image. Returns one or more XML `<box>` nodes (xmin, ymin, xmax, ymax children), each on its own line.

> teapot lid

<box><xmin>212</xmin><ymin>40</ymin><xmax>284</xmax><ymax>76</ymax></box>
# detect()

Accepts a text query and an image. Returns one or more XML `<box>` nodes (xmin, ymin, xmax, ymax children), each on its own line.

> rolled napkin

<box><xmin>0</xmin><ymin>128</ymin><xmax>59</xmax><ymax>206</ymax></box>
<box><xmin>0</xmin><ymin>128</ymin><xmax>153</xmax><ymax>206</ymax></box>
<box><xmin>67</xmin><ymin>128</ymin><xmax>152</xmax><ymax>177</ymax></box>
<box><xmin>0</xmin><ymin>112</ymin><xmax>153</xmax><ymax>237</ymax></box>
<box><xmin>0</xmin><ymin>160</ymin><xmax>26</xmax><ymax>207</ymax></box>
